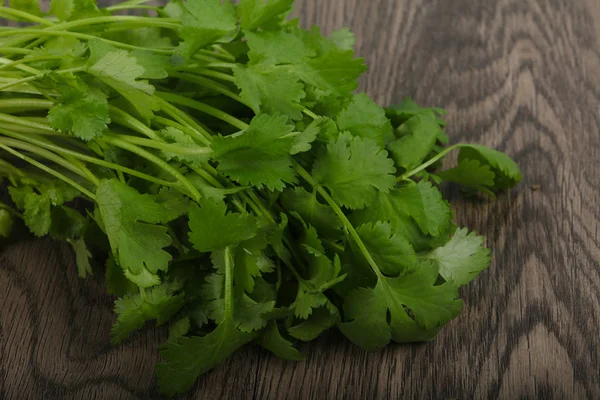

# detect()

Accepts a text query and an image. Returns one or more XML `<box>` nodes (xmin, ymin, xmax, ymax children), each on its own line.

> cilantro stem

<box><xmin>108</xmin><ymin>133</ymin><xmax>212</xmax><ymax>156</ymax></box>
<box><xmin>0</xmin><ymin>128</ymin><xmax>179</xmax><ymax>187</ymax></box>
<box><xmin>102</xmin><ymin>136</ymin><xmax>202</xmax><ymax>202</ymax></box>
<box><xmin>0</xmin><ymin>29</ymin><xmax>175</xmax><ymax>55</ymax></box>
<box><xmin>396</xmin><ymin>143</ymin><xmax>464</xmax><ymax>182</ymax></box>
<box><xmin>48</xmin><ymin>16</ymin><xmax>180</xmax><ymax>31</ymax></box>
<box><xmin>192</xmin><ymin>69</ymin><xmax>235</xmax><ymax>83</ymax></box>
<box><xmin>0</xmin><ymin>137</ymin><xmax>93</xmax><ymax>182</ymax></box>
<box><xmin>0</xmin><ymin>7</ymin><xmax>54</xmax><ymax>26</ymax></box>
<box><xmin>109</xmin><ymin>107</ymin><xmax>163</xmax><ymax>142</ymax></box>
<box><xmin>0</xmin><ymin>157</ymin><xmax>24</xmax><ymax>177</ymax></box>
<box><xmin>154</xmin><ymin>98</ymin><xmax>213</xmax><ymax>145</ymax></box>
<box><xmin>293</xmin><ymin>161</ymin><xmax>384</xmax><ymax>279</ymax></box>
<box><xmin>0</xmin><ymin>56</ymin><xmax>63</xmax><ymax>72</ymax></box>
<box><xmin>0</xmin><ymin>202</ymin><xmax>23</xmax><ymax>219</ymax></box>
<box><xmin>0</xmin><ymin>48</ymin><xmax>33</xmax><ymax>55</ymax></box>
<box><xmin>0</xmin><ymin>66</ymin><xmax>84</xmax><ymax>92</ymax></box>
<box><xmin>223</xmin><ymin>246</ymin><xmax>235</xmax><ymax>318</ymax></box>
<box><xmin>0</xmin><ymin>143</ymin><xmax>96</xmax><ymax>199</ymax></box>
<box><xmin>152</xmin><ymin>116</ymin><xmax>207</xmax><ymax>142</ymax></box>
<box><xmin>170</xmin><ymin>72</ymin><xmax>250</xmax><ymax>107</ymax></box>
<box><xmin>105</xmin><ymin>4</ymin><xmax>160</xmax><ymax>12</ymax></box>
<box><xmin>0</xmin><ymin>113</ymin><xmax>56</xmax><ymax>133</ymax></box>
<box><xmin>155</xmin><ymin>92</ymin><xmax>249</xmax><ymax>131</ymax></box>
<box><xmin>0</xmin><ymin>98</ymin><xmax>53</xmax><ymax>112</ymax></box>
<box><xmin>302</xmin><ymin>108</ymin><xmax>319</xmax><ymax>120</ymax></box>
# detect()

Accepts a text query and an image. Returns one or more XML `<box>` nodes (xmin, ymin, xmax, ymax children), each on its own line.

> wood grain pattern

<box><xmin>2</xmin><ymin>0</ymin><xmax>600</xmax><ymax>398</ymax></box>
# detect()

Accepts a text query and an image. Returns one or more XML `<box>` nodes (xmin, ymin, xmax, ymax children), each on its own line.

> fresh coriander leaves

<box><xmin>0</xmin><ymin>0</ymin><xmax>522</xmax><ymax>395</ymax></box>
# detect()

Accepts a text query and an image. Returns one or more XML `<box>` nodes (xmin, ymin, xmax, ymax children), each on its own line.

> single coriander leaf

<box><xmin>156</xmin><ymin>317</ymin><xmax>253</xmax><ymax>396</ymax></box>
<box><xmin>312</xmin><ymin>133</ymin><xmax>396</xmax><ymax>209</ymax></box>
<box><xmin>9</xmin><ymin>0</ymin><xmax>41</xmax><ymax>16</ymax></box>
<box><xmin>246</xmin><ymin>29</ymin><xmax>314</xmax><ymax>66</ymax></box>
<box><xmin>87</xmin><ymin>45</ymin><xmax>154</xmax><ymax>94</ymax></box>
<box><xmin>280</xmin><ymin>187</ymin><xmax>343</xmax><ymax>238</ymax></box>
<box><xmin>293</xmin><ymin>49</ymin><xmax>366</xmax><ymax>97</ymax></box>
<box><xmin>257</xmin><ymin>321</ymin><xmax>304</xmax><ymax>361</ymax></box>
<box><xmin>235</xmin><ymin>294</ymin><xmax>275</xmax><ymax>332</ymax></box>
<box><xmin>458</xmin><ymin>144</ymin><xmax>522</xmax><ymax>190</ymax></box>
<box><xmin>188</xmin><ymin>199</ymin><xmax>258</xmax><ymax>252</ymax></box>
<box><xmin>335</xmin><ymin>93</ymin><xmax>393</xmax><ymax>147</ymax></box>
<box><xmin>290</xmin><ymin>117</ymin><xmax>321</xmax><ymax>155</ymax></box>
<box><xmin>211</xmin><ymin>113</ymin><xmax>297</xmax><ymax>190</ymax></box>
<box><xmin>0</xmin><ymin>209</ymin><xmax>13</xmax><ymax>238</ymax></box>
<box><xmin>50</xmin><ymin>0</ymin><xmax>104</xmax><ymax>20</ymax></box>
<box><xmin>48</xmin><ymin>85</ymin><xmax>110</xmax><ymax>141</ymax></box>
<box><xmin>156</xmin><ymin>186</ymin><xmax>190</xmax><ymax>222</ymax></box>
<box><xmin>387</xmin><ymin>113</ymin><xmax>444</xmax><ymax>170</ymax></box>
<box><xmin>300</xmin><ymin>224</ymin><xmax>325</xmax><ymax>257</ymax></box>
<box><xmin>288</xmin><ymin>306</ymin><xmax>338</xmax><ymax>341</ymax></box>
<box><xmin>424</xmin><ymin>228</ymin><xmax>491</xmax><ymax>286</ymax></box>
<box><xmin>234</xmin><ymin>235</ymin><xmax>272</xmax><ymax>293</ymax></box>
<box><xmin>87</xmin><ymin>41</ymin><xmax>157</xmax><ymax>122</ymax></box>
<box><xmin>105</xmin><ymin>254</ymin><xmax>137</xmax><ymax>297</ymax></box>
<box><xmin>238</xmin><ymin>0</ymin><xmax>293</xmax><ymax>31</ymax></box>
<box><xmin>130</xmin><ymin>50</ymin><xmax>170</xmax><ymax>79</ymax></box>
<box><xmin>330</xmin><ymin>27</ymin><xmax>356</xmax><ymax>51</ymax></box>
<box><xmin>353</xmin><ymin>181</ymin><xmax>452</xmax><ymax>238</ymax></box>
<box><xmin>111</xmin><ymin>283</ymin><xmax>185</xmax><ymax>344</ymax></box>
<box><xmin>233</xmin><ymin>64</ymin><xmax>305</xmax><ymax>120</ymax></box>
<box><xmin>167</xmin><ymin>317</ymin><xmax>191</xmax><ymax>344</ymax></box>
<box><xmin>355</xmin><ymin>222</ymin><xmax>416</xmax><ymax>276</ymax></box>
<box><xmin>339</xmin><ymin>261</ymin><xmax>462</xmax><ymax>350</ymax></box>
<box><xmin>96</xmin><ymin>179</ymin><xmax>172</xmax><ymax>288</ymax></box>
<box><xmin>23</xmin><ymin>193</ymin><xmax>52</xmax><ymax>237</ymax></box>
<box><xmin>178</xmin><ymin>0</ymin><xmax>238</xmax><ymax>57</ymax></box>
<box><xmin>68</xmin><ymin>238</ymin><xmax>93</xmax><ymax>278</ymax></box>
<box><xmin>437</xmin><ymin>158</ymin><xmax>496</xmax><ymax>195</ymax></box>
<box><xmin>385</xmin><ymin>98</ymin><xmax>447</xmax><ymax>129</ymax></box>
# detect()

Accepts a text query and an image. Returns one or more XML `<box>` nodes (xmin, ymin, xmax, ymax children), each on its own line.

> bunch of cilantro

<box><xmin>0</xmin><ymin>0</ymin><xmax>521</xmax><ymax>395</ymax></box>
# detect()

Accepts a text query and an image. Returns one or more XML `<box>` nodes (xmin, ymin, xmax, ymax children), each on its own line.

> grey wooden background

<box><xmin>1</xmin><ymin>0</ymin><xmax>599</xmax><ymax>399</ymax></box>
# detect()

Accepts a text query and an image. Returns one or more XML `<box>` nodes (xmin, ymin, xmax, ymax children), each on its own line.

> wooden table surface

<box><xmin>2</xmin><ymin>0</ymin><xmax>600</xmax><ymax>399</ymax></box>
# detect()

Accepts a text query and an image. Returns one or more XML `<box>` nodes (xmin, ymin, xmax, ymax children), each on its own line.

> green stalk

<box><xmin>0</xmin><ymin>202</ymin><xmax>23</xmax><ymax>219</ymax></box>
<box><xmin>0</xmin><ymin>128</ymin><xmax>179</xmax><ymax>187</ymax></box>
<box><xmin>0</xmin><ymin>137</ymin><xmax>94</xmax><ymax>182</ymax></box>
<box><xmin>223</xmin><ymin>246</ymin><xmax>235</xmax><ymax>318</ymax></box>
<box><xmin>0</xmin><ymin>157</ymin><xmax>24</xmax><ymax>177</ymax></box>
<box><xmin>109</xmin><ymin>106</ymin><xmax>162</xmax><ymax>141</ymax></box>
<box><xmin>156</xmin><ymin>92</ymin><xmax>249</xmax><ymax>131</ymax></box>
<box><xmin>154</xmin><ymin>97</ymin><xmax>213</xmax><ymax>145</ymax></box>
<box><xmin>105</xmin><ymin>4</ymin><xmax>160</xmax><ymax>12</ymax></box>
<box><xmin>0</xmin><ymin>7</ymin><xmax>54</xmax><ymax>26</ymax></box>
<box><xmin>0</xmin><ymin>48</ymin><xmax>34</xmax><ymax>55</ymax></box>
<box><xmin>0</xmin><ymin>98</ymin><xmax>53</xmax><ymax>112</ymax></box>
<box><xmin>0</xmin><ymin>143</ymin><xmax>96</xmax><ymax>199</ymax></box>
<box><xmin>102</xmin><ymin>136</ymin><xmax>202</xmax><ymax>202</ymax></box>
<box><xmin>0</xmin><ymin>113</ymin><xmax>56</xmax><ymax>133</ymax></box>
<box><xmin>47</xmin><ymin>16</ymin><xmax>180</xmax><ymax>31</ymax></box>
<box><xmin>0</xmin><ymin>55</ymin><xmax>63</xmax><ymax>72</ymax></box>
<box><xmin>0</xmin><ymin>57</ymin><xmax>41</xmax><ymax>74</ymax></box>
<box><xmin>293</xmin><ymin>161</ymin><xmax>384</xmax><ymax>279</ymax></box>
<box><xmin>0</xmin><ymin>66</ymin><xmax>84</xmax><ymax>92</ymax></box>
<box><xmin>191</xmin><ymin>68</ymin><xmax>236</xmax><ymax>83</ymax></box>
<box><xmin>169</xmin><ymin>72</ymin><xmax>249</xmax><ymax>107</ymax></box>
<box><xmin>108</xmin><ymin>133</ymin><xmax>212</xmax><ymax>156</ymax></box>
<box><xmin>396</xmin><ymin>143</ymin><xmax>464</xmax><ymax>181</ymax></box>
<box><xmin>0</xmin><ymin>29</ymin><xmax>175</xmax><ymax>55</ymax></box>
